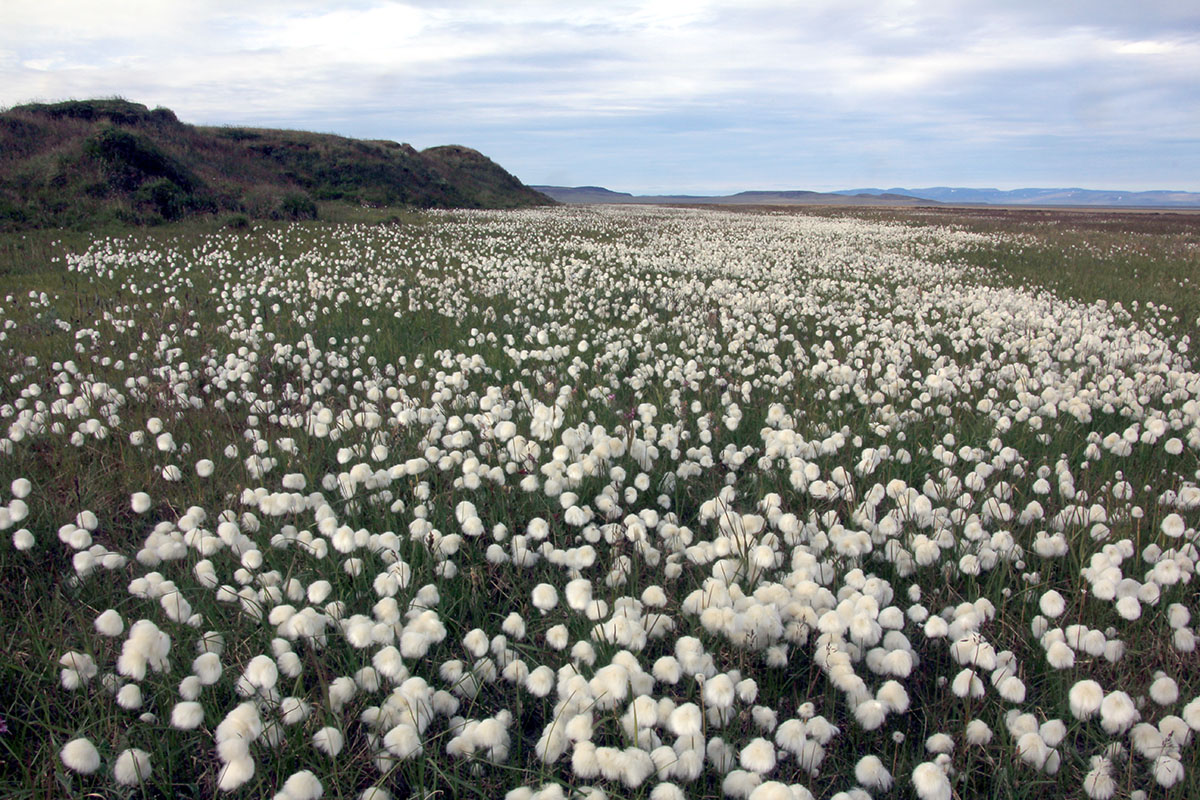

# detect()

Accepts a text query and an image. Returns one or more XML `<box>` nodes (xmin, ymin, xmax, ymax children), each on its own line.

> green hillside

<box><xmin>0</xmin><ymin>98</ymin><xmax>553</xmax><ymax>229</ymax></box>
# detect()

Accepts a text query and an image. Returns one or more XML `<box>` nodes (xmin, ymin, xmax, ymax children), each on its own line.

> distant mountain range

<box><xmin>838</xmin><ymin>187</ymin><xmax>1200</xmax><ymax>207</ymax></box>
<box><xmin>534</xmin><ymin>184</ymin><xmax>1200</xmax><ymax>208</ymax></box>
<box><xmin>531</xmin><ymin>186</ymin><xmax>928</xmax><ymax>206</ymax></box>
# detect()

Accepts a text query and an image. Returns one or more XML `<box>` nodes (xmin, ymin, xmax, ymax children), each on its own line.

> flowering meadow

<box><xmin>2</xmin><ymin>205</ymin><xmax>1200</xmax><ymax>799</ymax></box>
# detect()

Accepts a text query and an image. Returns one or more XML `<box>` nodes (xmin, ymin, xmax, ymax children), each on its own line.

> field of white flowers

<box><xmin>2</xmin><ymin>205</ymin><xmax>1198</xmax><ymax>799</ymax></box>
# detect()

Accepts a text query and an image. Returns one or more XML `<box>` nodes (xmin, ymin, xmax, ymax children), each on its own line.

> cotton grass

<box><xmin>11</xmin><ymin>205</ymin><xmax>1200</xmax><ymax>799</ymax></box>
<box><xmin>60</xmin><ymin>737</ymin><xmax>101</xmax><ymax>774</ymax></box>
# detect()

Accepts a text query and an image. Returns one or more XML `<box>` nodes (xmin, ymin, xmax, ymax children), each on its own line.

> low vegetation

<box><xmin>1</xmin><ymin>204</ymin><xmax>1198</xmax><ymax>800</ymax></box>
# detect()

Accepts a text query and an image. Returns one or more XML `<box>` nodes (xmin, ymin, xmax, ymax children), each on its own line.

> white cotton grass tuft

<box><xmin>653</xmin><ymin>656</ymin><xmax>682</xmax><ymax>684</ymax></box>
<box><xmin>996</xmin><ymin>676</ymin><xmax>1026</xmax><ymax>703</ymax></box>
<box><xmin>925</xmin><ymin>733</ymin><xmax>954</xmax><ymax>754</ymax></box>
<box><xmin>876</xmin><ymin>680</ymin><xmax>909</xmax><ymax>713</ymax></box>
<box><xmin>60</xmin><ymin>737</ymin><xmax>101</xmax><ymax>774</ymax></box>
<box><xmin>746</xmin><ymin>781</ymin><xmax>795</xmax><ymax>800</ymax></box>
<box><xmin>1038</xmin><ymin>590</ymin><xmax>1066</xmax><ymax>618</ymax></box>
<box><xmin>525</xmin><ymin>665</ymin><xmax>555</xmax><ymax>697</ymax></box>
<box><xmin>217</xmin><ymin>762</ymin><xmax>256</xmax><ymax>791</ymax></box>
<box><xmin>531</xmin><ymin>583</ymin><xmax>558</xmax><ymax>613</ymax></box>
<box><xmin>1069</xmin><ymin>680</ymin><xmax>1104</xmax><ymax>720</ymax></box>
<box><xmin>131</xmin><ymin>492</ymin><xmax>151</xmax><ymax>514</ymax></box>
<box><xmin>722</xmin><ymin>769</ymin><xmax>762</xmax><ymax>799</ymax></box>
<box><xmin>1114</xmin><ymin>596</ymin><xmax>1141</xmax><ymax>621</ymax></box>
<box><xmin>545</xmin><ymin>625</ymin><xmax>569</xmax><ymax>651</ymax></box>
<box><xmin>1099</xmin><ymin>691</ymin><xmax>1139</xmax><ymax>735</ymax></box>
<box><xmin>116</xmin><ymin>683</ymin><xmax>143</xmax><ymax>710</ymax></box>
<box><xmin>1161</xmin><ymin>513</ymin><xmax>1186</xmax><ymax>538</ymax></box>
<box><xmin>59</xmin><ymin>651</ymin><xmax>98</xmax><ymax>690</ymax></box>
<box><xmin>1044</xmin><ymin>640</ymin><xmax>1074</xmax><ymax>670</ymax></box>
<box><xmin>462</xmin><ymin>629</ymin><xmax>489</xmax><ymax>658</ymax></box>
<box><xmin>912</xmin><ymin>761</ymin><xmax>951</xmax><ymax>800</ymax></box>
<box><xmin>950</xmin><ymin>669</ymin><xmax>984</xmax><ymax>699</ymax></box>
<box><xmin>179</xmin><ymin>674</ymin><xmax>203</xmax><ymax>702</ymax></box>
<box><xmin>650</xmin><ymin>782</ymin><xmax>687</xmax><ymax>800</ymax></box>
<box><xmin>171</xmin><ymin>701</ymin><xmax>205</xmax><ymax>730</ymax></box>
<box><xmin>1039</xmin><ymin>719</ymin><xmax>1065</xmax><ymax>749</ymax></box>
<box><xmin>313</xmin><ymin>726</ymin><xmax>344</xmax><ymax>757</ymax></box>
<box><xmin>112</xmin><ymin>748</ymin><xmax>152</xmax><ymax>786</ymax></box>
<box><xmin>668</xmin><ymin>703</ymin><xmax>703</xmax><ymax>737</ymax></box>
<box><xmin>854</xmin><ymin>699</ymin><xmax>887</xmax><ymax>730</ymax></box>
<box><xmin>276</xmin><ymin>769</ymin><xmax>323</xmax><ymax>800</ymax></box>
<box><xmin>1083</xmin><ymin>756</ymin><xmax>1116</xmax><ymax>800</ymax></box>
<box><xmin>94</xmin><ymin>608</ymin><xmax>124</xmax><ymax>637</ymax></box>
<box><xmin>855</xmin><ymin>754</ymin><xmax>892</xmax><ymax>790</ymax></box>
<box><xmin>1149</xmin><ymin>673</ymin><xmax>1179</xmax><ymax>706</ymax></box>
<box><xmin>1159</xmin><ymin>714</ymin><xmax>1191</xmax><ymax>747</ymax></box>
<box><xmin>564</xmin><ymin>578</ymin><xmax>593</xmax><ymax>611</ymax></box>
<box><xmin>1153</xmin><ymin>755</ymin><xmax>1185</xmax><ymax>788</ymax></box>
<box><xmin>738</xmin><ymin>737</ymin><xmax>777</xmax><ymax>774</ymax></box>
<box><xmin>502</xmin><ymin>612</ymin><xmax>526</xmax><ymax>639</ymax></box>
<box><xmin>1130</xmin><ymin>722</ymin><xmax>1164</xmax><ymax>758</ymax></box>
<box><xmin>279</xmin><ymin>696</ymin><xmax>312</xmax><ymax>726</ymax></box>
<box><xmin>964</xmin><ymin>719</ymin><xmax>992</xmax><ymax>745</ymax></box>
<box><xmin>244</xmin><ymin>654</ymin><xmax>278</xmax><ymax>691</ymax></box>
<box><xmin>193</xmin><ymin>651</ymin><xmax>222</xmax><ymax>685</ymax></box>
<box><xmin>704</xmin><ymin>673</ymin><xmax>736</xmax><ymax>710</ymax></box>
<box><xmin>383</xmin><ymin>723</ymin><xmax>423</xmax><ymax>760</ymax></box>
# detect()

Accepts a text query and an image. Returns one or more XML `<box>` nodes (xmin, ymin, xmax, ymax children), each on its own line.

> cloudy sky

<box><xmin>3</xmin><ymin>0</ymin><xmax>1198</xmax><ymax>193</ymax></box>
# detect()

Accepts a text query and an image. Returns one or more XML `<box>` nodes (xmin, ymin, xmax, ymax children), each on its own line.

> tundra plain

<box><xmin>2</xmin><ymin>204</ymin><xmax>1200</xmax><ymax>799</ymax></box>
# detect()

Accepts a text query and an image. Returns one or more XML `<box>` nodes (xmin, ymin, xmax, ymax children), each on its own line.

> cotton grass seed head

<box><xmin>855</xmin><ymin>754</ymin><xmax>892</xmax><ymax>790</ymax></box>
<box><xmin>1153</xmin><ymin>755</ymin><xmax>1184</xmax><ymax>788</ymax></box>
<box><xmin>1099</xmin><ymin>690</ymin><xmax>1139</xmax><ymax>735</ymax></box>
<box><xmin>113</xmin><ymin>748</ymin><xmax>152</xmax><ymax>786</ymax></box>
<box><xmin>171</xmin><ymin>701</ymin><xmax>205</xmax><ymax>730</ymax></box>
<box><xmin>94</xmin><ymin>608</ymin><xmax>124</xmax><ymax>637</ymax></box>
<box><xmin>61</xmin><ymin>737</ymin><xmax>101</xmax><ymax>774</ymax></box>
<box><xmin>116</xmin><ymin>682</ymin><xmax>143</xmax><ymax>710</ymax></box>
<box><xmin>739</xmin><ymin>737</ymin><xmax>777</xmax><ymax>774</ymax></box>
<box><xmin>277</xmin><ymin>768</ymin><xmax>323</xmax><ymax>800</ymax></box>
<box><xmin>1083</xmin><ymin>757</ymin><xmax>1117</xmax><ymax>800</ymax></box>
<box><xmin>532</xmin><ymin>583</ymin><xmax>558</xmax><ymax>613</ymax></box>
<box><xmin>1150</xmin><ymin>673</ymin><xmax>1179</xmax><ymax>706</ymax></box>
<box><xmin>1038</xmin><ymin>589</ymin><xmax>1065</xmax><ymax>618</ymax></box>
<box><xmin>964</xmin><ymin>719</ymin><xmax>992</xmax><ymax>745</ymax></box>
<box><xmin>1069</xmin><ymin>680</ymin><xmax>1104</xmax><ymax>720</ymax></box>
<box><xmin>912</xmin><ymin>761</ymin><xmax>951</xmax><ymax>800</ymax></box>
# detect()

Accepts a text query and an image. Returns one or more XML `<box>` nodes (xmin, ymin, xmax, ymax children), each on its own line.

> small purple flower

<box><xmin>0</xmin><ymin>716</ymin><xmax>8</xmax><ymax>734</ymax></box>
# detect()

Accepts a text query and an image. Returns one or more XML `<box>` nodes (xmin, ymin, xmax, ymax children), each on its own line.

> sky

<box><xmin>3</xmin><ymin>0</ymin><xmax>1199</xmax><ymax>194</ymax></box>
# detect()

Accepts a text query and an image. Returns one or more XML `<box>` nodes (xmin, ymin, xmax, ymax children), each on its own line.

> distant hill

<box><xmin>532</xmin><ymin>186</ymin><xmax>930</xmax><ymax>206</ymax></box>
<box><xmin>838</xmin><ymin>186</ymin><xmax>1200</xmax><ymax>208</ymax></box>
<box><xmin>530</xmin><ymin>186</ymin><xmax>636</xmax><ymax>203</ymax></box>
<box><xmin>0</xmin><ymin>98</ymin><xmax>553</xmax><ymax>229</ymax></box>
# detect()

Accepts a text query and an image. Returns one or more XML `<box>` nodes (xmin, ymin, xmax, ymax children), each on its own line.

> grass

<box><xmin>0</xmin><ymin>203</ymin><xmax>1198</xmax><ymax>799</ymax></box>
<box><xmin>802</xmin><ymin>204</ymin><xmax>1200</xmax><ymax>337</ymax></box>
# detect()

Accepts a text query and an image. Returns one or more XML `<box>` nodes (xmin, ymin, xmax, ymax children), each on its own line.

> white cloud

<box><xmin>1116</xmin><ymin>40</ymin><xmax>1178</xmax><ymax>55</ymax></box>
<box><xmin>0</xmin><ymin>1</ymin><xmax>1197</xmax><ymax>189</ymax></box>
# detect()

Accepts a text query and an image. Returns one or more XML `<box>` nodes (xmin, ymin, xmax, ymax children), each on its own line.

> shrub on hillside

<box><xmin>84</xmin><ymin>127</ymin><xmax>198</xmax><ymax>192</ymax></box>
<box><xmin>279</xmin><ymin>192</ymin><xmax>318</xmax><ymax>220</ymax></box>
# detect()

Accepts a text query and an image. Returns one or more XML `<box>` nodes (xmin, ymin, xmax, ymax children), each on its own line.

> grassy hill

<box><xmin>0</xmin><ymin>98</ymin><xmax>553</xmax><ymax>229</ymax></box>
